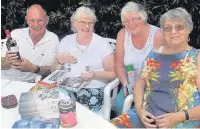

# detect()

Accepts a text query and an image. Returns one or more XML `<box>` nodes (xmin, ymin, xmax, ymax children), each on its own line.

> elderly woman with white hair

<box><xmin>114</xmin><ymin>1</ymin><xmax>164</xmax><ymax>115</ymax></box>
<box><xmin>51</xmin><ymin>6</ymin><xmax>115</xmax><ymax>112</ymax></box>
<box><xmin>111</xmin><ymin>7</ymin><xmax>200</xmax><ymax>128</ymax></box>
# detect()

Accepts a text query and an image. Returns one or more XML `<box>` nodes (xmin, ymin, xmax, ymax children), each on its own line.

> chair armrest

<box><xmin>104</xmin><ymin>78</ymin><xmax>120</xmax><ymax>96</ymax></box>
<box><xmin>122</xmin><ymin>94</ymin><xmax>134</xmax><ymax>113</ymax></box>
<box><xmin>103</xmin><ymin>78</ymin><xmax>120</xmax><ymax>120</ymax></box>
<box><xmin>35</xmin><ymin>75</ymin><xmax>42</xmax><ymax>83</ymax></box>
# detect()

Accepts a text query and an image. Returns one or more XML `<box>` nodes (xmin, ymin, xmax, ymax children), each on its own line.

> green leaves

<box><xmin>1</xmin><ymin>0</ymin><xmax>26</xmax><ymax>33</ymax></box>
<box><xmin>1</xmin><ymin>0</ymin><xmax>200</xmax><ymax>49</ymax></box>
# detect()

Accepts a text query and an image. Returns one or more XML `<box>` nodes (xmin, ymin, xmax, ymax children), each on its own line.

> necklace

<box><xmin>76</xmin><ymin>41</ymin><xmax>89</xmax><ymax>53</ymax></box>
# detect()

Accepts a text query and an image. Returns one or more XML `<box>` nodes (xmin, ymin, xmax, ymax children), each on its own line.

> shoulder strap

<box><xmin>183</xmin><ymin>47</ymin><xmax>193</xmax><ymax>62</ymax></box>
<box><xmin>158</xmin><ymin>46</ymin><xmax>164</xmax><ymax>53</ymax></box>
<box><xmin>124</xmin><ymin>29</ymin><xmax>129</xmax><ymax>43</ymax></box>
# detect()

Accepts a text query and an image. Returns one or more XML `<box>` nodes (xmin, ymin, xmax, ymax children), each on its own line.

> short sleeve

<box><xmin>59</xmin><ymin>38</ymin><xmax>66</xmax><ymax>52</ymax></box>
<box><xmin>58</xmin><ymin>34</ymin><xmax>75</xmax><ymax>53</ymax></box>
<box><xmin>101</xmin><ymin>40</ymin><xmax>114</xmax><ymax>59</ymax></box>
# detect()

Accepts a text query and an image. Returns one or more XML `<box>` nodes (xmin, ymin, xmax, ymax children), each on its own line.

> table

<box><xmin>1</xmin><ymin>79</ymin><xmax>117</xmax><ymax>129</ymax></box>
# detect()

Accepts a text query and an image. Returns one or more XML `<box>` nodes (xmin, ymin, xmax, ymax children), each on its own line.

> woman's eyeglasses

<box><xmin>162</xmin><ymin>25</ymin><xmax>186</xmax><ymax>32</ymax></box>
<box><xmin>75</xmin><ymin>20</ymin><xmax>95</xmax><ymax>27</ymax></box>
<box><xmin>123</xmin><ymin>17</ymin><xmax>141</xmax><ymax>25</ymax></box>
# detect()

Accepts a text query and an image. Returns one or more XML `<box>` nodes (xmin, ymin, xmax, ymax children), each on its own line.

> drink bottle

<box><xmin>5</xmin><ymin>30</ymin><xmax>21</xmax><ymax>60</ymax></box>
<box><xmin>125</xmin><ymin>64</ymin><xmax>136</xmax><ymax>94</ymax></box>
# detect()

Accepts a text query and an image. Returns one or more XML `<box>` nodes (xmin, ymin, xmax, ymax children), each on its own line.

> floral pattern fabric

<box><xmin>72</xmin><ymin>88</ymin><xmax>103</xmax><ymax>112</ymax></box>
<box><xmin>111</xmin><ymin>48</ymin><xmax>200</xmax><ymax>128</ymax></box>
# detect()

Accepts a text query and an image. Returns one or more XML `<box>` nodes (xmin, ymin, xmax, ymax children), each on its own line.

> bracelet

<box><xmin>34</xmin><ymin>65</ymin><xmax>40</xmax><ymax>73</ymax></box>
<box><xmin>182</xmin><ymin>109</ymin><xmax>189</xmax><ymax>120</ymax></box>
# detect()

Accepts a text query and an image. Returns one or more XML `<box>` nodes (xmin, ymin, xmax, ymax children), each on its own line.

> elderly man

<box><xmin>1</xmin><ymin>4</ymin><xmax>59</xmax><ymax>82</ymax></box>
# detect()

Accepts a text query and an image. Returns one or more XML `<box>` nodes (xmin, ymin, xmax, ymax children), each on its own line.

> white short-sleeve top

<box><xmin>1</xmin><ymin>28</ymin><xmax>59</xmax><ymax>82</ymax></box>
<box><xmin>59</xmin><ymin>33</ymin><xmax>114</xmax><ymax>88</ymax></box>
<box><xmin>124</xmin><ymin>25</ymin><xmax>159</xmax><ymax>77</ymax></box>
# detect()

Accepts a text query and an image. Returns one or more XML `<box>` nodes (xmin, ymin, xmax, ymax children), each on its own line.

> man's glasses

<box><xmin>75</xmin><ymin>20</ymin><xmax>95</xmax><ymax>27</ymax></box>
<box><xmin>123</xmin><ymin>17</ymin><xmax>141</xmax><ymax>25</ymax></box>
<box><xmin>162</xmin><ymin>25</ymin><xmax>186</xmax><ymax>32</ymax></box>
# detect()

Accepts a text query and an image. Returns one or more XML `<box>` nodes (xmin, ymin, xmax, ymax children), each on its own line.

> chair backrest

<box><xmin>1</xmin><ymin>38</ymin><xmax>7</xmax><ymax>49</ymax></box>
<box><xmin>104</xmin><ymin>38</ymin><xmax>116</xmax><ymax>51</ymax></box>
<box><xmin>101</xmin><ymin>38</ymin><xmax>119</xmax><ymax>120</ymax></box>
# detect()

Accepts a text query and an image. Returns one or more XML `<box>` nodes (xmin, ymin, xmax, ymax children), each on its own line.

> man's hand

<box><xmin>5</xmin><ymin>51</ymin><xmax>19</xmax><ymax>64</ymax></box>
<box><xmin>2</xmin><ymin>51</ymin><xmax>20</xmax><ymax>69</ymax></box>
<box><xmin>11</xmin><ymin>58</ymin><xmax>35</xmax><ymax>72</ymax></box>
<box><xmin>56</xmin><ymin>52</ymin><xmax>77</xmax><ymax>64</ymax></box>
<box><xmin>137</xmin><ymin>109</ymin><xmax>157</xmax><ymax>128</ymax></box>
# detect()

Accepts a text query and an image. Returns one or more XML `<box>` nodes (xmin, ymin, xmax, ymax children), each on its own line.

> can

<box><xmin>58</xmin><ymin>99</ymin><xmax>77</xmax><ymax>128</ymax></box>
<box><xmin>125</xmin><ymin>64</ymin><xmax>134</xmax><ymax>72</ymax></box>
<box><xmin>125</xmin><ymin>64</ymin><xmax>135</xmax><ymax>84</ymax></box>
<box><xmin>125</xmin><ymin>64</ymin><xmax>136</xmax><ymax>94</ymax></box>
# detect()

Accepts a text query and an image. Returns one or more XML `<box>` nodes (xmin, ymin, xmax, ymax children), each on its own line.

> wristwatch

<box><xmin>34</xmin><ymin>65</ymin><xmax>40</xmax><ymax>73</ymax></box>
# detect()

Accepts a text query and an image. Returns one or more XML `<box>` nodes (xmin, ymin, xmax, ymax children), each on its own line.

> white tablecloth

<box><xmin>1</xmin><ymin>79</ymin><xmax>116</xmax><ymax>129</ymax></box>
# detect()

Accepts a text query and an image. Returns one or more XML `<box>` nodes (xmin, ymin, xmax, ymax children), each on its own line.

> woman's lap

<box><xmin>111</xmin><ymin>109</ymin><xmax>200</xmax><ymax>128</ymax></box>
<box><xmin>175</xmin><ymin>120</ymin><xmax>200</xmax><ymax>128</ymax></box>
<box><xmin>63</xmin><ymin>88</ymin><xmax>103</xmax><ymax>112</ymax></box>
<box><xmin>111</xmin><ymin>109</ymin><xmax>144</xmax><ymax>128</ymax></box>
<box><xmin>73</xmin><ymin>88</ymin><xmax>103</xmax><ymax>111</ymax></box>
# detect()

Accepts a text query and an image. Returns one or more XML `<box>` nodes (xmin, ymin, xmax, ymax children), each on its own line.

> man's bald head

<box><xmin>26</xmin><ymin>4</ymin><xmax>47</xmax><ymax>17</ymax></box>
<box><xmin>25</xmin><ymin>4</ymin><xmax>49</xmax><ymax>40</ymax></box>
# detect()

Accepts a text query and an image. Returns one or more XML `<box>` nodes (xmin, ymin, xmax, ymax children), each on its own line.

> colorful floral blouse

<box><xmin>111</xmin><ymin>48</ymin><xmax>200</xmax><ymax>128</ymax></box>
<box><xmin>141</xmin><ymin>48</ymin><xmax>200</xmax><ymax>128</ymax></box>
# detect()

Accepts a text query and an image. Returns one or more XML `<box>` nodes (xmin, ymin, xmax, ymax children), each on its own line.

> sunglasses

<box><xmin>162</xmin><ymin>25</ymin><xmax>186</xmax><ymax>32</ymax></box>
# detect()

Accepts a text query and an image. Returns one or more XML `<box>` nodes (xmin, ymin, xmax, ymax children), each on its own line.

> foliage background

<box><xmin>1</xmin><ymin>0</ymin><xmax>200</xmax><ymax>48</ymax></box>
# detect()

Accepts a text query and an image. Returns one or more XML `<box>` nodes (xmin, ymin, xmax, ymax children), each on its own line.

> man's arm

<box><xmin>1</xmin><ymin>40</ymin><xmax>18</xmax><ymax>70</ymax></box>
<box><xmin>1</xmin><ymin>52</ymin><xmax>19</xmax><ymax>70</ymax></box>
<box><xmin>1</xmin><ymin>57</ymin><xmax>11</xmax><ymax>69</ymax></box>
<box><xmin>31</xmin><ymin>64</ymin><xmax>50</xmax><ymax>75</ymax></box>
<box><xmin>11</xmin><ymin>58</ymin><xmax>51</xmax><ymax>75</ymax></box>
<box><xmin>115</xmin><ymin>29</ymin><xmax>128</xmax><ymax>86</ymax></box>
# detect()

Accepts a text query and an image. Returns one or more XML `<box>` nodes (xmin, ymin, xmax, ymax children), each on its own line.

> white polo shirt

<box><xmin>59</xmin><ymin>33</ymin><xmax>114</xmax><ymax>88</ymax></box>
<box><xmin>1</xmin><ymin>28</ymin><xmax>59</xmax><ymax>82</ymax></box>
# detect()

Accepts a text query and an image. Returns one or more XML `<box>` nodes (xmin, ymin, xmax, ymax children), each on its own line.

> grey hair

<box><xmin>26</xmin><ymin>4</ymin><xmax>48</xmax><ymax>16</ymax></box>
<box><xmin>70</xmin><ymin>6</ymin><xmax>97</xmax><ymax>32</ymax></box>
<box><xmin>160</xmin><ymin>7</ymin><xmax>193</xmax><ymax>32</ymax></box>
<box><xmin>121</xmin><ymin>1</ymin><xmax>148</xmax><ymax>23</ymax></box>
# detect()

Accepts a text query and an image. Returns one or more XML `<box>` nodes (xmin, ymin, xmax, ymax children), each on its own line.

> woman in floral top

<box><xmin>111</xmin><ymin>7</ymin><xmax>200</xmax><ymax>128</ymax></box>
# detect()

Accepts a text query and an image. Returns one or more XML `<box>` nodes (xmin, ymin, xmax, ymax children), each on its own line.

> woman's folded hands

<box><xmin>155</xmin><ymin>112</ymin><xmax>184</xmax><ymax>128</ymax></box>
<box><xmin>137</xmin><ymin>108</ymin><xmax>184</xmax><ymax>128</ymax></box>
<box><xmin>56</xmin><ymin>52</ymin><xmax>77</xmax><ymax>65</ymax></box>
<box><xmin>137</xmin><ymin>109</ymin><xmax>157</xmax><ymax>128</ymax></box>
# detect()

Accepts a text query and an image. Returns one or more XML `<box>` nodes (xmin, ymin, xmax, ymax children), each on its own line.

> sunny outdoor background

<box><xmin>1</xmin><ymin>0</ymin><xmax>200</xmax><ymax>48</ymax></box>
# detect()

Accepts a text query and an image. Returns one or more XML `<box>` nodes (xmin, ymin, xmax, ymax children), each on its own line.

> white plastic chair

<box><xmin>104</xmin><ymin>38</ymin><xmax>117</xmax><ymax>51</ymax></box>
<box><xmin>100</xmin><ymin>78</ymin><xmax>120</xmax><ymax>120</ymax></box>
<box><xmin>101</xmin><ymin>38</ymin><xmax>137</xmax><ymax>120</ymax></box>
<box><xmin>122</xmin><ymin>94</ymin><xmax>134</xmax><ymax>113</ymax></box>
<box><xmin>96</xmin><ymin>38</ymin><xmax>121</xmax><ymax>120</ymax></box>
<box><xmin>1</xmin><ymin>38</ymin><xmax>7</xmax><ymax>50</ymax></box>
